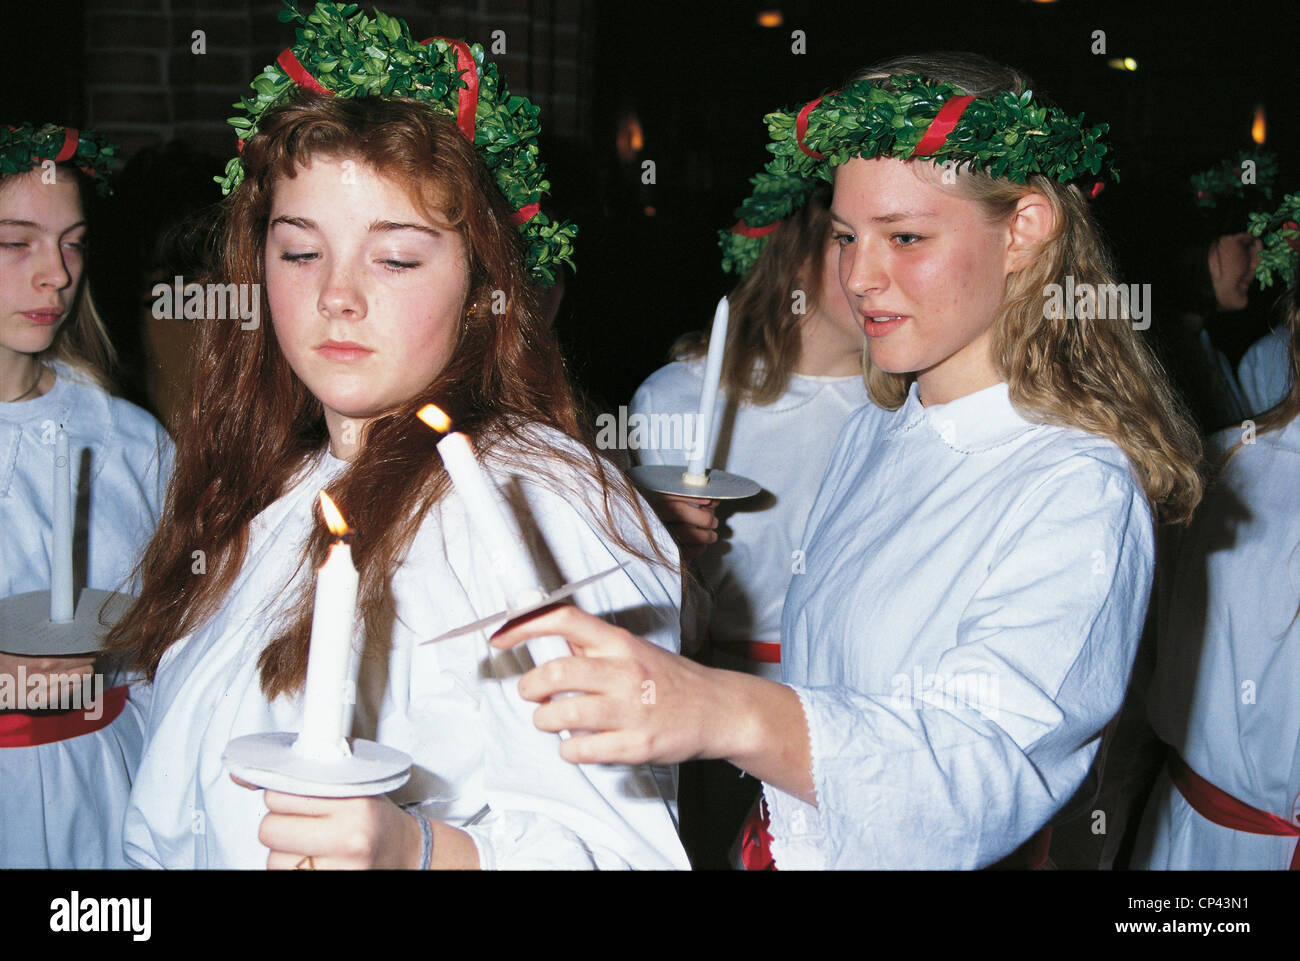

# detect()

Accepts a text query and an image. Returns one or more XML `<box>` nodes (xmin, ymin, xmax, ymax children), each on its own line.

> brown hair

<box><xmin>854</xmin><ymin>53</ymin><xmax>1203</xmax><ymax>524</ymax></box>
<box><xmin>0</xmin><ymin>165</ymin><xmax>117</xmax><ymax>391</ymax></box>
<box><xmin>674</xmin><ymin>185</ymin><xmax>838</xmax><ymax>405</ymax></box>
<box><xmin>104</xmin><ymin>93</ymin><xmax>665</xmax><ymax>697</ymax></box>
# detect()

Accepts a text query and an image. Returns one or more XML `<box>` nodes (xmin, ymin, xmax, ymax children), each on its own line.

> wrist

<box><xmin>706</xmin><ymin>666</ymin><xmax>767</xmax><ymax>764</ymax></box>
<box><xmin>404</xmin><ymin>806</ymin><xmax>433</xmax><ymax>870</ymax></box>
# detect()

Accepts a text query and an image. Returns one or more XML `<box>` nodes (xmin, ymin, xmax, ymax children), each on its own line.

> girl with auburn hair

<box><xmin>629</xmin><ymin>184</ymin><xmax>870</xmax><ymax>866</ymax></box>
<box><xmin>495</xmin><ymin>52</ymin><xmax>1203</xmax><ymax>869</ymax></box>
<box><xmin>1133</xmin><ymin>201</ymin><xmax>1300</xmax><ymax>870</ymax></box>
<box><xmin>107</xmin><ymin>16</ymin><xmax>688</xmax><ymax>870</ymax></box>
<box><xmin>0</xmin><ymin>125</ymin><xmax>173</xmax><ymax>868</ymax></box>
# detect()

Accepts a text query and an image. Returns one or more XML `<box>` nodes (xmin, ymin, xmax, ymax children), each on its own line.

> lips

<box><xmin>315</xmin><ymin>340</ymin><xmax>373</xmax><ymax>362</ymax></box>
<box><xmin>860</xmin><ymin>311</ymin><xmax>907</xmax><ymax>337</ymax></box>
<box><xmin>20</xmin><ymin>309</ymin><xmax>62</xmax><ymax>326</ymax></box>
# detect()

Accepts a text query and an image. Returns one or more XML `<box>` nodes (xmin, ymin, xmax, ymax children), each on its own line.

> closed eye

<box><xmin>280</xmin><ymin>251</ymin><xmax>318</xmax><ymax>264</ymax></box>
<box><xmin>379</xmin><ymin>258</ymin><xmax>421</xmax><ymax>271</ymax></box>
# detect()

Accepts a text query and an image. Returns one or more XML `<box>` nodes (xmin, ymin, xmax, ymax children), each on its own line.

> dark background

<box><xmin>5</xmin><ymin>0</ymin><xmax>1298</xmax><ymax>416</ymax></box>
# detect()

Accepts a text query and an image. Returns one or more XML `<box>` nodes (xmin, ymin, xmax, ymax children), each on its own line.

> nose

<box><xmin>840</xmin><ymin>238</ymin><xmax>887</xmax><ymax>299</ymax></box>
<box><xmin>33</xmin><ymin>239</ymin><xmax>74</xmax><ymax>293</ymax></box>
<box><xmin>318</xmin><ymin>262</ymin><xmax>366</xmax><ymax>321</ymax></box>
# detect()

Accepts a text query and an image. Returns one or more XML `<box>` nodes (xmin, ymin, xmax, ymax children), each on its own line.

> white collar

<box><xmin>891</xmin><ymin>380</ymin><xmax>1041</xmax><ymax>453</ymax></box>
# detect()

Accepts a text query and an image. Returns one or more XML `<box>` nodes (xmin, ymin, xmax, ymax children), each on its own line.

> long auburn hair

<box><xmin>104</xmin><ymin>93</ymin><xmax>665</xmax><ymax>697</ymax></box>
<box><xmin>0</xmin><ymin>165</ymin><xmax>117</xmax><ymax>391</ymax></box>
<box><xmin>854</xmin><ymin>53</ymin><xmax>1203</xmax><ymax>525</ymax></box>
<box><xmin>673</xmin><ymin>185</ymin><xmax>840</xmax><ymax>405</ymax></box>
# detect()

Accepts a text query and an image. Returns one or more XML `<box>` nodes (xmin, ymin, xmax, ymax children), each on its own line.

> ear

<box><xmin>1004</xmin><ymin>192</ymin><xmax>1055</xmax><ymax>274</ymax></box>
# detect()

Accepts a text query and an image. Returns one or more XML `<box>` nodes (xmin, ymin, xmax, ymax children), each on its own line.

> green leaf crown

<box><xmin>219</xmin><ymin>1</ymin><xmax>575</xmax><ymax>286</ymax></box>
<box><xmin>1189</xmin><ymin>149</ymin><xmax>1276</xmax><ymax>212</ymax></box>
<box><xmin>1247</xmin><ymin>191</ymin><xmax>1300</xmax><ymax>289</ymax></box>
<box><xmin>0</xmin><ymin>124</ymin><xmax>116</xmax><ymax>195</ymax></box>
<box><xmin>720</xmin><ymin>74</ymin><xmax>1118</xmax><ymax>276</ymax></box>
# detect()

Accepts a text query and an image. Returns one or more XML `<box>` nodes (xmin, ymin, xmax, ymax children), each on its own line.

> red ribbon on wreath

<box><xmin>796</xmin><ymin>93</ymin><xmax>837</xmax><ymax>160</ymax></box>
<box><xmin>731</xmin><ymin>219</ymin><xmax>781</xmax><ymax>238</ymax></box>
<box><xmin>423</xmin><ymin>37</ymin><xmax>479</xmax><ymax>143</ymax></box>
<box><xmin>910</xmin><ymin>95</ymin><xmax>975</xmax><ymax>158</ymax></box>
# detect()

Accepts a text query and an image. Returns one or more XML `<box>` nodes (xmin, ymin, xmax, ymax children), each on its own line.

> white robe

<box><xmin>629</xmin><ymin>359</ymin><xmax>869</xmax><ymax>680</ymax></box>
<box><xmin>763</xmin><ymin>381</ymin><xmax>1155</xmax><ymax>868</ymax></box>
<box><xmin>1131</xmin><ymin>418</ymin><xmax>1300</xmax><ymax>869</ymax></box>
<box><xmin>1237</xmin><ymin>326</ymin><xmax>1292</xmax><ymax>417</ymax></box>
<box><xmin>123</xmin><ymin>427</ymin><xmax>690</xmax><ymax>870</ymax></box>
<box><xmin>0</xmin><ymin>361</ymin><xmax>173</xmax><ymax>868</ymax></box>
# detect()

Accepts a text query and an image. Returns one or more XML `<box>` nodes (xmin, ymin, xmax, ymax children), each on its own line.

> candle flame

<box><xmin>1251</xmin><ymin>105</ymin><xmax>1267</xmax><ymax>145</ymax></box>
<box><xmin>417</xmin><ymin>403</ymin><xmax>452</xmax><ymax>434</ymax></box>
<box><xmin>318</xmin><ymin>491</ymin><xmax>350</xmax><ymax>536</ymax></box>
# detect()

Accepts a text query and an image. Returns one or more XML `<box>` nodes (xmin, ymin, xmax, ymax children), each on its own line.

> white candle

<box><xmin>50</xmin><ymin>429</ymin><xmax>74</xmax><ymax>622</ymax></box>
<box><xmin>418</xmin><ymin>406</ymin><xmax>573</xmax><ymax>669</ymax></box>
<box><xmin>293</xmin><ymin>492</ymin><xmax>360</xmax><ymax>760</ymax></box>
<box><xmin>684</xmin><ymin>296</ymin><xmax>729</xmax><ymax>481</ymax></box>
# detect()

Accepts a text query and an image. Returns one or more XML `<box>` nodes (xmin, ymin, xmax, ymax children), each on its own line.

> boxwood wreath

<box><xmin>0</xmin><ymin>124</ymin><xmax>116</xmax><ymax>195</ymax></box>
<box><xmin>720</xmin><ymin>75</ymin><xmax>1119</xmax><ymax>276</ymax></box>
<box><xmin>218</xmin><ymin>1</ymin><xmax>575</xmax><ymax>287</ymax></box>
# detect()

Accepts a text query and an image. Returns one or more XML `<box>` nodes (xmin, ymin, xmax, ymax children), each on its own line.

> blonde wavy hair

<box><xmin>0</xmin><ymin>165</ymin><xmax>117</xmax><ymax>392</ymax></box>
<box><xmin>855</xmin><ymin>53</ymin><xmax>1203</xmax><ymax>524</ymax></box>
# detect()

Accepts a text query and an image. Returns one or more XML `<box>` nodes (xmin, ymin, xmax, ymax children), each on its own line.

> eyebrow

<box><xmin>270</xmin><ymin>215</ymin><xmax>441</xmax><ymax>238</ymax></box>
<box><xmin>0</xmin><ymin>218</ymin><xmax>86</xmax><ymax>231</ymax></box>
<box><xmin>830</xmin><ymin>209</ymin><xmax>937</xmax><ymax>225</ymax></box>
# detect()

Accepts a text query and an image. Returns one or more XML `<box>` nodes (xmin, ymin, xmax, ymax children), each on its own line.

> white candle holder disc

<box><xmin>0</xmin><ymin>588</ymin><xmax>135</xmax><ymax>656</ymax></box>
<box><xmin>628</xmin><ymin>464</ymin><xmax>761</xmax><ymax>501</ymax></box>
<box><xmin>419</xmin><ymin>560</ymin><xmax>628</xmax><ymax>646</ymax></box>
<box><xmin>222</xmin><ymin>732</ymin><xmax>412</xmax><ymax>798</ymax></box>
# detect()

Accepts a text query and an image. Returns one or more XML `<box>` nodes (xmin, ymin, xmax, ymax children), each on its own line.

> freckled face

<box><xmin>0</xmin><ymin>170</ymin><xmax>87</xmax><ymax>356</ymax></box>
<box><xmin>832</xmin><ymin>157</ymin><xmax>1013</xmax><ymax>397</ymax></box>
<box><xmin>265</xmin><ymin>155</ymin><xmax>469</xmax><ymax>427</ymax></box>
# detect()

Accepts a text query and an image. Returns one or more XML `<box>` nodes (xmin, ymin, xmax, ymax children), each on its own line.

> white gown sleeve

<box><xmin>765</xmin><ymin>457</ymin><xmax>1155</xmax><ymax>868</ymax></box>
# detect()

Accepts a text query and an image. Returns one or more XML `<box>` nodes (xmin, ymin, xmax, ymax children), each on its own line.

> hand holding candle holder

<box><xmin>627</xmin><ymin>297</ymin><xmax>762</xmax><ymax>501</ymax></box>
<box><xmin>0</xmin><ymin>429</ymin><xmax>136</xmax><ymax>660</ymax></box>
<box><xmin>222</xmin><ymin>492</ymin><xmax>412</xmax><ymax>797</ymax></box>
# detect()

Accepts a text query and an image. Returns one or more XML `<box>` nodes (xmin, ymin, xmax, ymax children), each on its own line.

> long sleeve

<box><xmin>767</xmin><ymin>455</ymin><xmax>1155</xmax><ymax>869</ymax></box>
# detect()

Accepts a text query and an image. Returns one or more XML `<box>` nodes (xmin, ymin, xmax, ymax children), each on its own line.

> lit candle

<box><xmin>684</xmin><ymin>296</ymin><xmax>729</xmax><ymax>482</ymax></box>
<box><xmin>293</xmin><ymin>492</ymin><xmax>359</xmax><ymax>760</ymax></box>
<box><xmin>50</xmin><ymin>429</ymin><xmax>73</xmax><ymax>622</ymax></box>
<box><xmin>418</xmin><ymin>405</ymin><xmax>571</xmax><ymax>666</ymax></box>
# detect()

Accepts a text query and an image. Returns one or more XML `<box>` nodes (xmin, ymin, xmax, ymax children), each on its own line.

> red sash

<box><xmin>713</xmin><ymin>640</ymin><xmax>781</xmax><ymax>664</ymax></box>
<box><xmin>1168</xmin><ymin>752</ymin><xmax>1300</xmax><ymax>869</ymax></box>
<box><xmin>0</xmin><ymin>685</ymin><xmax>129</xmax><ymax>748</ymax></box>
